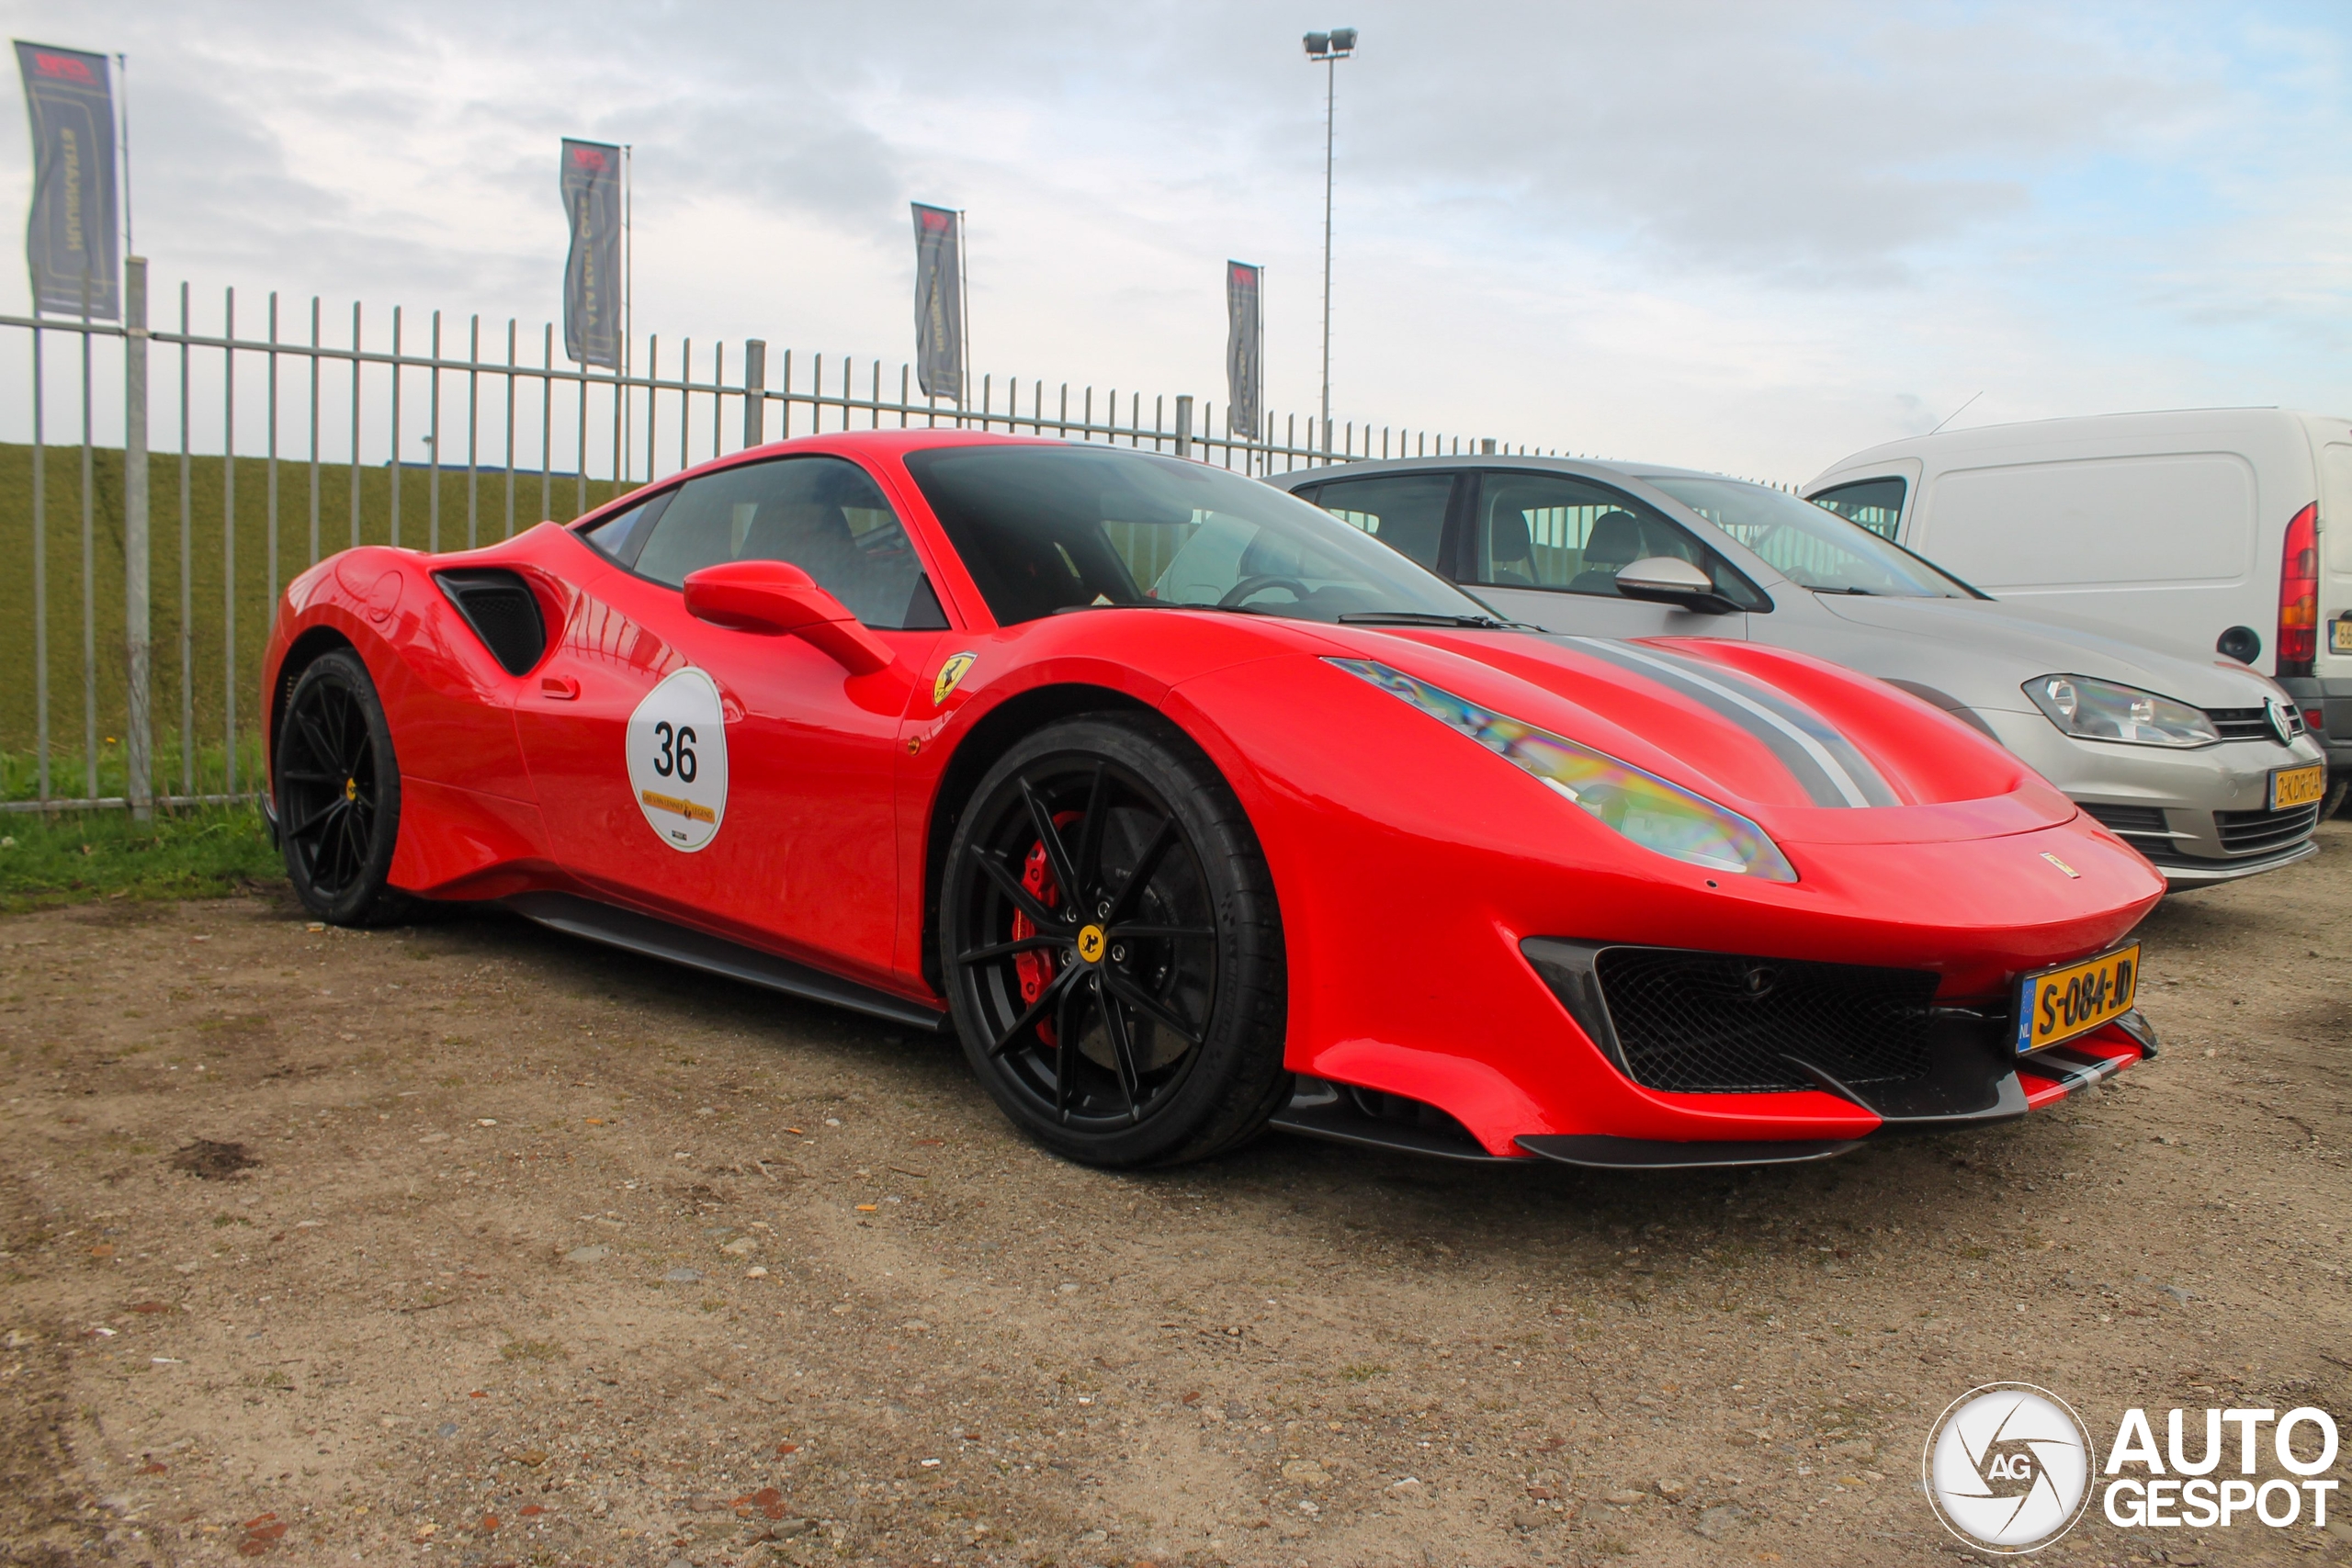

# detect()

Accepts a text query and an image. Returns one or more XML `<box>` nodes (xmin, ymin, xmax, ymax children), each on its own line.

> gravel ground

<box><xmin>3</xmin><ymin>818</ymin><xmax>2348</xmax><ymax>1568</ymax></box>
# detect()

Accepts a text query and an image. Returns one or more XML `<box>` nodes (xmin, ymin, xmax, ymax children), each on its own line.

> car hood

<box><xmin>1805</xmin><ymin>592</ymin><xmax>2284</xmax><ymax>710</ymax></box>
<box><xmin>1295</xmin><ymin>623</ymin><xmax>2075</xmax><ymax>845</ymax></box>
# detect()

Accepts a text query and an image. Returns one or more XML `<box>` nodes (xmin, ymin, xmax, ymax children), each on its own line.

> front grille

<box><xmin>2215</xmin><ymin>801</ymin><xmax>2322</xmax><ymax>855</ymax></box>
<box><xmin>1591</xmin><ymin>947</ymin><xmax>1940</xmax><ymax>1095</ymax></box>
<box><xmin>2083</xmin><ymin>802</ymin><xmax>2169</xmax><ymax>838</ymax></box>
<box><xmin>2206</xmin><ymin>705</ymin><xmax>2302</xmax><ymax>742</ymax></box>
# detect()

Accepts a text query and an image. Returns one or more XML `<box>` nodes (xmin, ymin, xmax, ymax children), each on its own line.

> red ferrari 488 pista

<box><xmin>262</xmin><ymin>432</ymin><xmax>2164</xmax><ymax>1168</ymax></box>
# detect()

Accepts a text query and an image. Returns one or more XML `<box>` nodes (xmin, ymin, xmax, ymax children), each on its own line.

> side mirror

<box><xmin>1614</xmin><ymin>556</ymin><xmax>1739</xmax><ymax>615</ymax></box>
<box><xmin>683</xmin><ymin>559</ymin><xmax>894</xmax><ymax>675</ymax></box>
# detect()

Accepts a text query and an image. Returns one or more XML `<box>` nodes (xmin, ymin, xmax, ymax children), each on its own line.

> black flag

<box><xmin>560</xmin><ymin>138</ymin><xmax>621</xmax><ymax>368</ymax></box>
<box><xmin>1226</xmin><ymin>261</ymin><xmax>1262</xmax><ymax>444</ymax></box>
<box><xmin>14</xmin><ymin>40</ymin><xmax>118</xmax><ymax>320</ymax></box>
<box><xmin>911</xmin><ymin>202</ymin><xmax>964</xmax><ymax>401</ymax></box>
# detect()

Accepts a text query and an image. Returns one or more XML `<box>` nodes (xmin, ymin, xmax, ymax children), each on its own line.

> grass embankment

<box><xmin>0</xmin><ymin>803</ymin><xmax>282</xmax><ymax>914</ymax></box>
<box><xmin>0</xmin><ymin>442</ymin><xmax>631</xmax><ymax>798</ymax></box>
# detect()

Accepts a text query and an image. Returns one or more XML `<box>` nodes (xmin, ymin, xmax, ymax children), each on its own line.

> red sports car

<box><xmin>262</xmin><ymin>431</ymin><xmax>2165</xmax><ymax>1169</ymax></box>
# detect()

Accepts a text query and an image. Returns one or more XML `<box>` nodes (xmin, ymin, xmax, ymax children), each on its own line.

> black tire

<box><xmin>2325</xmin><ymin>776</ymin><xmax>2348</xmax><ymax>823</ymax></box>
<box><xmin>275</xmin><ymin>648</ymin><xmax>411</xmax><ymax>927</ymax></box>
<box><xmin>940</xmin><ymin>713</ymin><xmax>1288</xmax><ymax>1168</ymax></box>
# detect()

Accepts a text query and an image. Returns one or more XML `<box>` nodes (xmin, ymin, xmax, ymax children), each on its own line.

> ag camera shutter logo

<box><xmin>1923</xmin><ymin>1383</ymin><xmax>2094</xmax><ymax>1553</ymax></box>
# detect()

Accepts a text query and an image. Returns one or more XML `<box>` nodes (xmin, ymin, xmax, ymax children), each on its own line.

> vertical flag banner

<box><xmin>560</xmin><ymin>138</ymin><xmax>622</xmax><ymax>368</ymax></box>
<box><xmin>14</xmin><ymin>40</ymin><xmax>119</xmax><ymax>320</ymax></box>
<box><xmin>911</xmin><ymin>202</ymin><xmax>965</xmax><ymax>401</ymax></box>
<box><xmin>1226</xmin><ymin>261</ymin><xmax>1262</xmax><ymax>443</ymax></box>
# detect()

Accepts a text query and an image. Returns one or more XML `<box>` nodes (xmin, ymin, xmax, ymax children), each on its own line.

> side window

<box><xmin>1468</xmin><ymin>472</ymin><xmax>1718</xmax><ymax>597</ymax></box>
<box><xmin>1809</xmin><ymin>477</ymin><xmax>1906</xmax><ymax>539</ymax></box>
<box><xmin>630</xmin><ymin>456</ymin><xmax>941</xmax><ymax>628</ymax></box>
<box><xmin>576</xmin><ymin>493</ymin><xmax>667</xmax><ymax>562</ymax></box>
<box><xmin>1306</xmin><ymin>472</ymin><xmax>1454</xmax><ymax>570</ymax></box>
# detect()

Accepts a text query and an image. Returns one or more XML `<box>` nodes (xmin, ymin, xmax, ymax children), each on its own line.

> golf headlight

<box><xmin>2027</xmin><ymin>674</ymin><xmax>2218</xmax><ymax>748</ymax></box>
<box><xmin>1330</xmin><ymin>658</ymin><xmax>1797</xmax><ymax>883</ymax></box>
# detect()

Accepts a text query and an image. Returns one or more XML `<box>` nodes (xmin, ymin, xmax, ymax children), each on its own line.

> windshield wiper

<box><xmin>1337</xmin><ymin>611</ymin><xmax>1528</xmax><ymax>630</ymax></box>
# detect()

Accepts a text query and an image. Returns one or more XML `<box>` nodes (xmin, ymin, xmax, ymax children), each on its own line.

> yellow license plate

<box><xmin>2334</xmin><ymin>616</ymin><xmax>2352</xmax><ymax>654</ymax></box>
<box><xmin>2272</xmin><ymin>763</ymin><xmax>2327</xmax><ymax>811</ymax></box>
<box><xmin>2016</xmin><ymin>943</ymin><xmax>2140</xmax><ymax>1055</ymax></box>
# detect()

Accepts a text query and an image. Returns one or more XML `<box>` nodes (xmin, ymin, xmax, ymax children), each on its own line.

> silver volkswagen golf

<box><xmin>1272</xmin><ymin>456</ymin><xmax>2325</xmax><ymax>888</ymax></box>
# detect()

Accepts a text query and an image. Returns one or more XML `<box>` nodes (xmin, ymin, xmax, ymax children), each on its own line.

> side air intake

<box><xmin>435</xmin><ymin>570</ymin><xmax>548</xmax><ymax>676</ymax></box>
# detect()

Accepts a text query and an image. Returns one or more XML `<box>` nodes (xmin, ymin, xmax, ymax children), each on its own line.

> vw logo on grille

<box><xmin>2265</xmin><ymin>697</ymin><xmax>2296</xmax><ymax>748</ymax></box>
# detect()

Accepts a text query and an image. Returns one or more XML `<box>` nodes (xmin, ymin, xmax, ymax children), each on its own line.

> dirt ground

<box><xmin>4</xmin><ymin>822</ymin><xmax>2349</xmax><ymax>1568</ymax></box>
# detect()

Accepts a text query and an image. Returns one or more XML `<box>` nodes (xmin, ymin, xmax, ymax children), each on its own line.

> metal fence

<box><xmin>3</xmin><ymin>258</ymin><xmax>1582</xmax><ymax>816</ymax></box>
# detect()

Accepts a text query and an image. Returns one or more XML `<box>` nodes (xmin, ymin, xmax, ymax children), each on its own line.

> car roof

<box><xmin>1268</xmin><ymin>453</ymin><xmax>1745</xmax><ymax>488</ymax></box>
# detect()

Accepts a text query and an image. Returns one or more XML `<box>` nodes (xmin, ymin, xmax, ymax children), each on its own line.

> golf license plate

<box><xmin>2016</xmin><ymin>943</ymin><xmax>2140</xmax><ymax>1055</ymax></box>
<box><xmin>2272</xmin><ymin>763</ymin><xmax>2327</xmax><ymax>812</ymax></box>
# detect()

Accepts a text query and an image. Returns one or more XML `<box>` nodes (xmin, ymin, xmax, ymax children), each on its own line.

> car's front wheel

<box><xmin>941</xmin><ymin>714</ymin><xmax>1288</xmax><ymax>1168</ymax></box>
<box><xmin>275</xmin><ymin>648</ymin><xmax>410</xmax><ymax>927</ymax></box>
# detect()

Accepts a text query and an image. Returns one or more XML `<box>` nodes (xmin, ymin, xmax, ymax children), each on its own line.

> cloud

<box><xmin>0</xmin><ymin>0</ymin><xmax>2346</xmax><ymax>482</ymax></box>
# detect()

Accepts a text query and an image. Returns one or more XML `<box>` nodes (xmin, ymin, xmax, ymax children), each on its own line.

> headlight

<box><xmin>1329</xmin><ymin>658</ymin><xmax>1798</xmax><ymax>882</ymax></box>
<box><xmin>2026</xmin><ymin>674</ymin><xmax>2219</xmax><ymax>748</ymax></box>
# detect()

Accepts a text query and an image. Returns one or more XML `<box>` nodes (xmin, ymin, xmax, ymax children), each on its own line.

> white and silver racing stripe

<box><xmin>1563</xmin><ymin>637</ymin><xmax>1899</xmax><ymax>809</ymax></box>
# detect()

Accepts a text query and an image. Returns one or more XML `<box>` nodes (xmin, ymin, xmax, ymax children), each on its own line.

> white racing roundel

<box><xmin>626</xmin><ymin>667</ymin><xmax>729</xmax><ymax>852</ymax></box>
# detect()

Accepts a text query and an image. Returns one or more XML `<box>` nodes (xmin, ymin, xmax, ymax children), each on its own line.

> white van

<box><xmin>1804</xmin><ymin>409</ymin><xmax>2348</xmax><ymax>807</ymax></box>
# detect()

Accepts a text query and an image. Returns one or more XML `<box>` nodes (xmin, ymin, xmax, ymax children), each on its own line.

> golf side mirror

<box><xmin>1615</xmin><ymin>556</ymin><xmax>1739</xmax><ymax>615</ymax></box>
<box><xmin>683</xmin><ymin>559</ymin><xmax>894</xmax><ymax>675</ymax></box>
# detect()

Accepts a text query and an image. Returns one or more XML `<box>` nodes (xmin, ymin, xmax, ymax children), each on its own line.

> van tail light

<box><xmin>2278</xmin><ymin>502</ymin><xmax>2319</xmax><ymax>678</ymax></box>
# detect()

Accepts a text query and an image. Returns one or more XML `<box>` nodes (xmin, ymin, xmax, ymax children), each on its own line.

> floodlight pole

<box><xmin>1306</xmin><ymin>28</ymin><xmax>1355</xmax><ymax>455</ymax></box>
<box><xmin>1319</xmin><ymin>55</ymin><xmax>1334</xmax><ymax>447</ymax></box>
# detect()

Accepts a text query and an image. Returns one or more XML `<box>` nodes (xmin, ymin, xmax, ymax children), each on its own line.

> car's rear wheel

<box><xmin>276</xmin><ymin>649</ymin><xmax>410</xmax><ymax>927</ymax></box>
<box><xmin>941</xmin><ymin>714</ymin><xmax>1288</xmax><ymax>1168</ymax></box>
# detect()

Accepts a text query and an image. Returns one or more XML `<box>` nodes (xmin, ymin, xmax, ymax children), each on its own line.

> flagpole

<box><xmin>956</xmin><ymin>207</ymin><xmax>969</xmax><ymax>427</ymax></box>
<box><xmin>116</xmin><ymin>52</ymin><xmax>131</xmax><ymax>255</ymax></box>
<box><xmin>622</xmin><ymin>142</ymin><xmax>633</xmax><ymax>484</ymax></box>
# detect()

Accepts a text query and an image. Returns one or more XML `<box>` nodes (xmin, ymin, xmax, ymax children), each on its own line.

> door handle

<box><xmin>540</xmin><ymin>675</ymin><xmax>580</xmax><ymax>701</ymax></box>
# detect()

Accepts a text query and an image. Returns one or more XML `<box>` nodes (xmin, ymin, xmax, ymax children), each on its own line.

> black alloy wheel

<box><xmin>941</xmin><ymin>714</ymin><xmax>1289</xmax><ymax>1168</ymax></box>
<box><xmin>275</xmin><ymin>648</ymin><xmax>409</xmax><ymax>926</ymax></box>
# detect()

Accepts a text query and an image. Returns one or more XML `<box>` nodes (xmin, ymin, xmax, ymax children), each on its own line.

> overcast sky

<box><xmin>5</xmin><ymin>0</ymin><xmax>2350</xmax><ymax>483</ymax></box>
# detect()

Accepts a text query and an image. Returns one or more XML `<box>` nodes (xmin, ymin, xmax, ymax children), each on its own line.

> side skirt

<box><xmin>503</xmin><ymin>891</ymin><xmax>950</xmax><ymax>1034</ymax></box>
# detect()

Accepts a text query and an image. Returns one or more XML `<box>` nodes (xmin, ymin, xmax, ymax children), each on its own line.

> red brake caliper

<box><xmin>1010</xmin><ymin>814</ymin><xmax>1080</xmax><ymax>1047</ymax></box>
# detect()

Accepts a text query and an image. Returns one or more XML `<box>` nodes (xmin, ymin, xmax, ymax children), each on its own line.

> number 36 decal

<box><xmin>626</xmin><ymin>668</ymin><xmax>729</xmax><ymax>851</ymax></box>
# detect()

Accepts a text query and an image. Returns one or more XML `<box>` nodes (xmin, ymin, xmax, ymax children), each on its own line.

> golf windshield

<box><xmin>1643</xmin><ymin>475</ymin><xmax>1981</xmax><ymax>600</ymax></box>
<box><xmin>903</xmin><ymin>443</ymin><xmax>1499</xmax><ymax>626</ymax></box>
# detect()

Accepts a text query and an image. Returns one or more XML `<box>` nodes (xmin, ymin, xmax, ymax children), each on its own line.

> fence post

<box><xmin>1173</xmin><ymin>395</ymin><xmax>1193</xmax><ymax>459</ymax></box>
<box><xmin>1481</xmin><ymin>438</ymin><xmax>1496</xmax><ymax>455</ymax></box>
<box><xmin>123</xmin><ymin>257</ymin><xmax>152</xmax><ymax>819</ymax></box>
<box><xmin>742</xmin><ymin>340</ymin><xmax>765</xmax><ymax>449</ymax></box>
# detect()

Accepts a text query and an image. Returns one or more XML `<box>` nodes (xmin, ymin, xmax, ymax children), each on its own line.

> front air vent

<box><xmin>2083</xmin><ymin>802</ymin><xmax>2170</xmax><ymax>839</ymax></box>
<box><xmin>435</xmin><ymin>570</ymin><xmax>547</xmax><ymax>676</ymax></box>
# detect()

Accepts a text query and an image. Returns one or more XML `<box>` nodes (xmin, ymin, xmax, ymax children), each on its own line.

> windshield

<box><xmin>902</xmin><ymin>444</ymin><xmax>1501</xmax><ymax>625</ymax></box>
<box><xmin>1642</xmin><ymin>475</ymin><xmax>1979</xmax><ymax>599</ymax></box>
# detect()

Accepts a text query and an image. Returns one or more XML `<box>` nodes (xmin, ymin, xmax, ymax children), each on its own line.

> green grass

<box><xmin>0</xmin><ymin>802</ymin><xmax>283</xmax><ymax>914</ymax></box>
<box><xmin>0</xmin><ymin>441</ymin><xmax>635</xmax><ymax>784</ymax></box>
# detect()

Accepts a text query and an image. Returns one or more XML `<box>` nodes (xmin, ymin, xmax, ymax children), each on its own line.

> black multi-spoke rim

<box><xmin>955</xmin><ymin>758</ymin><xmax>1218</xmax><ymax>1130</ymax></box>
<box><xmin>277</xmin><ymin>676</ymin><xmax>381</xmax><ymax>901</ymax></box>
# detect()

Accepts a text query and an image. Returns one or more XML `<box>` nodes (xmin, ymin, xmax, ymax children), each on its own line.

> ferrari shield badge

<box><xmin>627</xmin><ymin>668</ymin><xmax>729</xmax><ymax>852</ymax></box>
<box><xmin>933</xmin><ymin>651</ymin><xmax>978</xmax><ymax>707</ymax></box>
